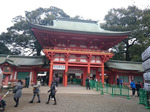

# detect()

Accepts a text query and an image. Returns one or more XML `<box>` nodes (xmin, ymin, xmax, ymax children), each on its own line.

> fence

<box><xmin>90</xmin><ymin>80</ymin><xmax>130</xmax><ymax>99</ymax></box>
<box><xmin>138</xmin><ymin>89</ymin><xmax>150</xmax><ymax>109</ymax></box>
<box><xmin>73</xmin><ymin>79</ymin><xmax>81</xmax><ymax>84</ymax></box>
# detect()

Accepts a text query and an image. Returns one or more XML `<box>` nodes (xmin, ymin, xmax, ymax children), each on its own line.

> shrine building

<box><xmin>29</xmin><ymin>18</ymin><xmax>131</xmax><ymax>86</ymax></box>
<box><xmin>0</xmin><ymin>18</ymin><xmax>144</xmax><ymax>88</ymax></box>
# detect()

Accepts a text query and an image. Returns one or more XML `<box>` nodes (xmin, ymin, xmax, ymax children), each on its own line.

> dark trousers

<box><xmin>86</xmin><ymin>82</ymin><xmax>90</xmax><ymax>90</ymax></box>
<box><xmin>47</xmin><ymin>93</ymin><xmax>56</xmax><ymax>103</ymax></box>
<box><xmin>132</xmin><ymin>88</ymin><xmax>135</xmax><ymax>96</ymax></box>
<box><xmin>137</xmin><ymin>90</ymin><xmax>139</xmax><ymax>96</ymax></box>
<box><xmin>14</xmin><ymin>97</ymin><xmax>19</xmax><ymax>106</ymax></box>
<box><xmin>31</xmin><ymin>93</ymin><xmax>40</xmax><ymax>101</ymax></box>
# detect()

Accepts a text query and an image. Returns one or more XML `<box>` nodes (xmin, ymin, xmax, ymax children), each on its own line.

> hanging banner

<box><xmin>53</xmin><ymin>65</ymin><xmax>65</xmax><ymax>70</ymax></box>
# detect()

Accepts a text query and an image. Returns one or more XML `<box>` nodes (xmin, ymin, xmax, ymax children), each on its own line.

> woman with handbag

<box><xmin>46</xmin><ymin>80</ymin><xmax>57</xmax><ymax>105</ymax></box>
<box><xmin>29</xmin><ymin>79</ymin><xmax>41</xmax><ymax>103</ymax></box>
<box><xmin>13</xmin><ymin>80</ymin><xmax>23</xmax><ymax>107</ymax></box>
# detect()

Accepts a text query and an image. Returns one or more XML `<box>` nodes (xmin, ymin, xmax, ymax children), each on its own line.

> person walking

<box><xmin>29</xmin><ymin>80</ymin><xmax>41</xmax><ymax>103</ymax></box>
<box><xmin>136</xmin><ymin>82</ymin><xmax>141</xmax><ymax>97</ymax></box>
<box><xmin>46</xmin><ymin>80</ymin><xmax>57</xmax><ymax>105</ymax></box>
<box><xmin>120</xmin><ymin>78</ymin><xmax>123</xmax><ymax>86</ymax></box>
<box><xmin>13</xmin><ymin>80</ymin><xmax>23</xmax><ymax>107</ymax></box>
<box><xmin>117</xmin><ymin>78</ymin><xmax>120</xmax><ymax>86</ymax></box>
<box><xmin>86</xmin><ymin>76</ymin><xmax>90</xmax><ymax>90</ymax></box>
<box><xmin>130</xmin><ymin>80</ymin><xmax>136</xmax><ymax>97</ymax></box>
<box><xmin>55</xmin><ymin>74</ymin><xmax>59</xmax><ymax>87</ymax></box>
<box><xmin>25</xmin><ymin>76</ymin><xmax>30</xmax><ymax>88</ymax></box>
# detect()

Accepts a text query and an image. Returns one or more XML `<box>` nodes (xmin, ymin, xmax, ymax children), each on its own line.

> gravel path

<box><xmin>0</xmin><ymin>84</ymin><xmax>149</xmax><ymax>112</ymax></box>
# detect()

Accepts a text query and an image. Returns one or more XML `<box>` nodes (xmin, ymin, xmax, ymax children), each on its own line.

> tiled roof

<box><xmin>0</xmin><ymin>54</ymin><xmax>45</xmax><ymax>66</ymax></box>
<box><xmin>0</xmin><ymin>54</ymin><xmax>143</xmax><ymax>72</ymax></box>
<box><xmin>29</xmin><ymin>18</ymin><xmax>130</xmax><ymax>36</ymax></box>
<box><xmin>105</xmin><ymin>60</ymin><xmax>144</xmax><ymax>72</ymax></box>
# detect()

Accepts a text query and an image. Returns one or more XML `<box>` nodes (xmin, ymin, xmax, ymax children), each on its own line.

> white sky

<box><xmin>0</xmin><ymin>0</ymin><xmax>150</xmax><ymax>34</ymax></box>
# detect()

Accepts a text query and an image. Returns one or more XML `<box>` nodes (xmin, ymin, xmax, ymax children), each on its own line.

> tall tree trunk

<box><xmin>125</xmin><ymin>41</ymin><xmax>131</xmax><ymax>61</ymax></box>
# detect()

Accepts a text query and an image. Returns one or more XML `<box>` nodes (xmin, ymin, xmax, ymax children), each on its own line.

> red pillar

<box><xmin>64</xmin><ymin>54</ymin><xmax>69</xmax><ymax>87</ymax></box>
<box><xmin>83</xmin><ymin>69</ymin><xmax>87</xmax><ymax>86</ymax></box>
<box><xmin>34</xmin><ymin>71</ymin><xmax>37</xmax><ymax>84</ymax></box>
<box><xmin>96</xmin><ymin>69</ymin><xmax>100</xmax><ymax>82</ymax></box>
<box><xmin>31</xmin><ymin>69</ymin><xmax>35</xmax><ymax>85</ymax></box>
<box><xmin>115</xmin><ymin>73</ymin><xmax>117</xmax><ymax>84</ymax></box>
<box><xmin>63</xmin><ymin>71</ymin><xmax>65</xmax><ymax>86</ymax></box>
<box><xmin>4</xmin><ymin>75</ymin><xmax>9</xmax><ymax>87</ymax></box>
<box><xmin>87</xmin><ymin>55</ymin><xmax>91</xmax><ymax>76</ymax></box>
<box><xmin>101</xmin><ymin>62</ymin><xmax>104</xmax><ymax>84</ymax></box>
<box><xmin>49</xmin><ymin>60</ymin><xmax>53</xmax><ymax>86</ymax></box>
<box><xmin>110</xmin><ymin>74</ymin><xmax>113</xmax><ymax>84</ymax></box>
<box><xmin>87</xmin><ymin>62</ymin><xmax>90</xmax><ymax>75</ymax></box>
<box><xmin>12</xmin><ymin>69</ymin><xmax>15</xmax><ymax>81</ymax></box>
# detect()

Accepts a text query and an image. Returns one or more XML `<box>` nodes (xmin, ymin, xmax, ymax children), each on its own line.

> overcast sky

<box><xmin>0</xmin><ymin>0</ymin><xmax>150</xmax><ymax>33</ymax></box>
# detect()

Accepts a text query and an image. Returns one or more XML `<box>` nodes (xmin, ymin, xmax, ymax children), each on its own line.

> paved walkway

<box><xmin>0</xmin><ymin>84</ymin><xmax>149</xmax><ymax>112</ymax></box>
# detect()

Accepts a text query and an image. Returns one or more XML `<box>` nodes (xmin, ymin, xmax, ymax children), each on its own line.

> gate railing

<box><xmin>138</xmin><ymin>89</ymin><xmax>150</xmax><ymax>109</ymax></box>
<box><xmin>90</xmin><ymin>80</ymin><xmax>130</xmax><ymax>99</ymax></box>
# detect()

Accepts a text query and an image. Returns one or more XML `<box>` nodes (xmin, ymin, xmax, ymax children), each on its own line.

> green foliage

<box><xmin>0</xmin><ymin>6</ymin><xmax>70</xmax><ymax>56</ymax></box>
<box><xmin>101</xmin><ymin>6</ymin><xmax>150</xmax><ymax>61</ymax></box>
<box><xmin>0</xmin><ymin>42</ymin><xmax>11</xmax><ymax>54</ymax></box>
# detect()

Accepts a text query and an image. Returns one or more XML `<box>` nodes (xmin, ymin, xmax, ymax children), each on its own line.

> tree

<box><xmin>101</xmin><ymin>6</ymin><xmax>150</xmax><ymax>61</ymax></box>
<box><xmin>0</xmin><ymin>6</ymin><xmax>70</xmax><ymax>56</ymax></box>
<box><xmin>0</xmin><ymin>42</ymin><xmax>11</xmax><ymax>54</ymax></box>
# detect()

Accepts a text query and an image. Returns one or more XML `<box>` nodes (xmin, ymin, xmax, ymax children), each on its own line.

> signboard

<box><xmin>75</xmin><ymin>73</ymin><xmax>81</xmax><ymax>76</ymax></box>
<box><xmin>53</xmin><ymin>65</ymin><xmax>65</xmax><ymax>70</ymax></box>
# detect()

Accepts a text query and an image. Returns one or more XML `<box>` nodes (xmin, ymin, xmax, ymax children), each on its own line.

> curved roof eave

<box><xmin>0</xmin><ymin>60</ymin><xmax>19</xmax><ymax>67</ymax></box>
<box><xmin>29</xmin><ymin>23</ymin><xmax>130</xmax><ymax>37</ymax></box>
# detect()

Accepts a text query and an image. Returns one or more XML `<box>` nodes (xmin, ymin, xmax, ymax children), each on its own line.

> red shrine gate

<box><xmin>30</xmin><ymin>18</ymin><xmax>129</xmax><ymax>86</ymax></box>
<box><xmin>43</xmin><ymin>48</ymin><xmax>113</xmax><ymax>86</ymax></box>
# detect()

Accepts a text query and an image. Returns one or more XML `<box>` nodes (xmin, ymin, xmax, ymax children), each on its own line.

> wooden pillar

<box><xmin>12</xmin><ymin>69</ymin><xmax>15</xmax><ymax>80</ymax></box>
<box><xmin>110</xmin><ymin>74</ymin><xmax>113</xmax><ymax>84</ymax></box>
<box><xmin>83</xmin><ymin>69</ymin><xmax>87</xmax><ymax>86</ymax></box>
<box><xmin>49</xmin><ymin>60</ymin><xmax>53</xmax><ymax>86</ymax></box>
<box><xmin>64</xmin><ymin>65</ymin><xmax>68</xmax><ymax>87</ymax></box>
<box><xmin>96</xmin><ymin>69</ymin><xmax>100</xmax><ymax>82</ymax></box>
<box><xmin>34</xmin><ymin>71</ymin><xmax>37</xmax><ymax>84</ymax></box>
<box><xmin>31</xmin><ymin>69</ymin><xmax>35</xmax><ymax>85</ymax></box>
<box><xmin>63</xmin><ymin>71</ymin><xmax>65</xmax><ymax>86</ymax></box>
<box><xmin>87</xmin><ymin>54</ymin><xmax>92</xmax><ymax>76</ymax></box>
<box><xmin>101</xmin><ymin>62</ymin><xmax>104</xmax><ymax>84</ymax></box>
<box><xmin>4</xmin><ymin>75</ymin><xmax>9</xmax><ymax>87</ymax></box>
<box><xmin>63</xmin><ymin>53</ymin><xmax>69</xmax><ymax>87</ymax></box>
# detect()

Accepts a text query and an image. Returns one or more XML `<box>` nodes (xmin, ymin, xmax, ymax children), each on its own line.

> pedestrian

<box><xmin>106</xmin><ymin>77</ymin><xmax>108</xmax><ymax>84</ymax></box>
<box><xmin>86</xmin><ymin>76</ymin><xmax>90</xmax><ymax>90</ymax></box>
<box><xmin>46</xmin><ymin>80</ymin><xmax>57</xmax><ymax>105</ymax></box>
<box><xmin>29</xmin><ymin>80</ymin><xmax>41</xmax><ymax>103</ymax></box>
<box><xmin>117</xmin><ymin>78</ymin><xmax>120</xmax><ymax>86</ymax></box>
<box><xmin>120</xmin><ymin>78</ymin><xmax>123</xmax><ymax>86</ymax></box>
<box><xmin>55</xmin><ymin>74</ymin><xmax>59</xmax><ymax>87</ymax></box>
<box><xmin>130</xmin><ymin>80</ymin><xmax>136</xmax><ymax>97</ymax></box>
<box><xmin>136</xmin><ymin>82</ymin><xmax>141</xmax><ymax>97</ymax></box>
<box><xmin>25</xmin><ymin>76</ymin><xmax>30</xmax><ymax>88</ymax></box>
<box><xmin>13</xmin><ymin>80</ymin><xmax>23</xmax><ymax>107</ymax></box>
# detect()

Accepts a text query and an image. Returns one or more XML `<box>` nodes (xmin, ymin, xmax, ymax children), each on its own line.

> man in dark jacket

<box><xmin>136</xmin><ymin>82</ymin><xmax>141</xmax><ymax>97</ymax></box>
<box><xmin>86</xmin><ymin>76</ymin><xmax>90</xmax><ymax>90</ymax></box>
<box><xmin>46</xmin><ymin>80</ymin><xmax>57</xmax><ymax>105</ymax></box>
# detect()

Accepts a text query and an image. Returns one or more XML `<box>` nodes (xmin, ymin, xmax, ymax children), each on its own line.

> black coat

<box><xmin>136</xmin><ymin>84</ymin><xmax>141</xmax><ymax>91</ymax></box>
<box><xmin>48</xmin><ymin>82</ymin><xmax>56</xmax><ymax>96</ymax></box>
